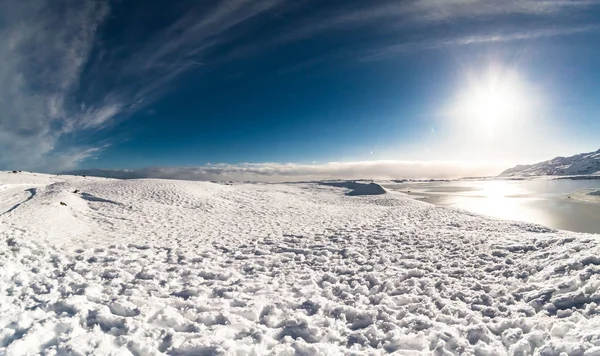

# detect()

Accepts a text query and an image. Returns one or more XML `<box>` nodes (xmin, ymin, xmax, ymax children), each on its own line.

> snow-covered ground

<box><xmin>1</xmin><ymin>172</ymin><xmax>600</xmax><ymax>355</ymax></box>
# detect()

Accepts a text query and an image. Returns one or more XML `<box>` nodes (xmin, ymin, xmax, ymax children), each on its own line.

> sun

<box><xmin>452</xmin><ymin>66</ymin><xmax>530</xmax><ymax>137</ymax></box>
<box><xmin>472</xmin><ymin>89</ymin><xmax>512</xmax><ymax>122</ymax></box>
<box><xmin>468</xmin><ymin>78</ymin><xmax>521</xmax><ymax>125</ymax></box>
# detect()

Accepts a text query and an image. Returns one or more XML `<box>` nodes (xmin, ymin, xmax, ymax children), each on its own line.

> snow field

<box><xmin>1</xmin><ymin>172</ymin><xmax>600</xmax><ymax>355</ymax></box>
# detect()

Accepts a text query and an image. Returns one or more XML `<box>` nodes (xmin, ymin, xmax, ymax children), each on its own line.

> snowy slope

<box><xmin>1</xmin><ymin>172</ymin><xmax>600</xmax><ymax>355</ymax></box>
<box><xmin>500</xmin><ymin>149</ymin><xmax>600</xmax><ymax>177</ymax></box>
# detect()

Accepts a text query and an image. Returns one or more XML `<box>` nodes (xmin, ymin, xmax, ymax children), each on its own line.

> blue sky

<box><xmin>1</xmin><ymin>0</ymin><xmax>600</xmax><ymax>180</ymax></box>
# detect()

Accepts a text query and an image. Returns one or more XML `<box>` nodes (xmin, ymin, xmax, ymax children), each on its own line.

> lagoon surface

<box><xmin>386</xmin><ymin>179</ymin><xmax>600</xmax><ymax>234</ymax></box>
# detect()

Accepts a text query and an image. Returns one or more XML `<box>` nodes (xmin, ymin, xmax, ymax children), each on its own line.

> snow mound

<box><xmin>347</xmin><ymin>182</ymin><xmax>386</xmax><ymax>196</ymax></box>
<box><xmin>318</xmin><ymin>181</ymin><xmax>386</xmax><ymax>196</ymax></box>
<box><xmin>1</xmin><ymin>172</ymin><xmax>600</xmax><ymax>355</ymax></box>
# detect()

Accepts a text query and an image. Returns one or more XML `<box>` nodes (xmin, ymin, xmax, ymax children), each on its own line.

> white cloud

<box><xmin>0</xmin><ymin>0</ymin><xmax>284</xmax><ymax>172</ymax></box>
<box><xmin>363</xmin><ymin>25</ymin><xmax>600</xmax><ymax>60</ymax></box>
<box><xmin>40</xmin><ymin>146</ymin><xmax>106</xmax><ymax>172</ymax></box>
<box><xmin>274</xmin><ymin>0</ymin><xmax>600</xmax><ymax>43</ymax></box>
<box><xmin>79</xmin><ymin>105</ymin><xmax>121</xmax><ymax>130</ymax></box>
<box><xmin>90</xmin><ymin>0</ymin><xmax>285</xmax><ymax>107</ymax></box>
<box><xmin>69</xmin><ymin>160</ymin><xmax>507</xmax><ymax>182</ymax></box>
<box><xmin>2</xmin><ymin>0</ymin><xmax>597</xmax><ymax>172</ymax></box>
<box><xmin>0</xmin><ymin>0</ymin><xmax>110</xmax><ymax>171</ymax></box>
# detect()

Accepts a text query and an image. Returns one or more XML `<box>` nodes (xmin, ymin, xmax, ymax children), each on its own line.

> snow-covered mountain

<box><xmin>500</xmin><ymin>148</ymin><xmax>600</xmax><ymax>177</ymax></box>
<box><xmin>2</xmin><ymin>172</ymin><xmax>600</xmax><ymax>355</ymax></box>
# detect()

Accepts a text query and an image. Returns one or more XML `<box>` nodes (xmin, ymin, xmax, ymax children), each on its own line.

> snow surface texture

<box><xmin>2</xmin><ymin>172</ymin><xmax>600</xmax><ymax>355</ymax></box>
<box><xmin>500</xmin><ymin>149</ymin><xmax>600</xmax><ymax>177</ymax></box>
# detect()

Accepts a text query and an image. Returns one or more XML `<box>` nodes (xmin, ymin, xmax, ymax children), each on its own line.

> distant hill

<box><xmin>499</xmin><ymin>149</ymin><xmax>600</xmax><ymax>177</ymax></box>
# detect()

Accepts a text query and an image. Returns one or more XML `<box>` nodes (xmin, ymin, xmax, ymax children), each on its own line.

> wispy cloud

<box><xmin>363</xmin><ymin>24</ymin><xmax>600</xmax><ymax>61</ymax></box>
<box><xmin>0</xmin><ymin>0</ymin><xmax>283</xmax><ymax>171</ymax></box>
<box><xmin>90</xmin><ymin>0</ymin><xmax>284</xmax><ymax>106</ymax></box>
<box><xmin>0</xmin><ymin>0</ymin><xmax>110</xmax><ymax>171</ymax></box>
<box><xmin>2</xmin><ymin>0</ymin><xmax>598</xmax><ymax>172</ymax></box>
<box><xmin>68</xmin><ymin>160</ymin><xmax>507</xmax><ymax>182</ymax></box>
<box><xmin>273</xmin><ymin>0</ymin><xmax>600</xmax><ymax>42</ymax></box>
<box><xmin>256</xmin><ymin>0</ymin><xmax>600</xmax><ymax>74</ymax></box>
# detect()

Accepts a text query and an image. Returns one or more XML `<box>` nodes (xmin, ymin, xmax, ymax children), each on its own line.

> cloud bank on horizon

<box><xmin>1</xmin><ymin>0</ymin><xmax>599</xmax><ymax>173</ymax></box>
<box><xmin>68</xmin><ymin>160</ymin><xmax>507</xmax><ymax>182</ymax></box>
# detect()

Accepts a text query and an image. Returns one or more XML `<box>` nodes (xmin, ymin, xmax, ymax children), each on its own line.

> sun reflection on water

<box><xmin>390</xmin><ymin>179</ymin><xmax>600</xmax><ymax>233</ymax></box>
<box><xmin>441</xmin><ymin>181</ymin><xmax>552</xmax><ymax>225</ymax></box>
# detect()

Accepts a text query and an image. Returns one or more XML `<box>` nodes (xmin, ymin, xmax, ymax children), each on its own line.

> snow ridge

<box><xmin>1</xmin><ymin>172</ymin><xmax>600</xmax><ymax>355</ymax></box>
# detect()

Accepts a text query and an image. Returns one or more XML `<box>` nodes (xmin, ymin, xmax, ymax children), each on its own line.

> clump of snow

<box><xmin>1</xmin><ymin>172</ymin><xmax>600</xmax><ymax>355</ymax></box>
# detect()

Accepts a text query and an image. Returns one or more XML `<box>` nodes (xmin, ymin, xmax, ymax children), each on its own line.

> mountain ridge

<box><xmin>500</xmin><ymin>148</ymin><xmax>600</xmax><ymax>177</ymax></box>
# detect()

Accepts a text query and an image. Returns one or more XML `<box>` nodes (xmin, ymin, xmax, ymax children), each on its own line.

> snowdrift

<box><xmin>1</xmin><ymin>172</ymin><xmax>600</xmax><ymax>355</ymax></box>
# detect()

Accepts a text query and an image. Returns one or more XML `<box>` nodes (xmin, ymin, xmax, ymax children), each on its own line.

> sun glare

<box><xmin>470</xmin><ymin>85</ymin><xmax>519</xmax><ymax>123</ymax></box>
<box><xmin>453</xmin><ymin>66</ymin><xmax>531</xmax><ymax>138</ymax></box>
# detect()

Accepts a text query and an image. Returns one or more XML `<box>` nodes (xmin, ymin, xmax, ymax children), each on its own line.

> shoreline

<box><xmin>386</xmin><ymin>184</ymin><xmax>600</xmax><ymax>235</ymax></box>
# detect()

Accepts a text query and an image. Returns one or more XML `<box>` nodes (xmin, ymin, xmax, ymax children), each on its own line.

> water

<box><xmin>385</xmin><ymin>179</ymin><xmax>600</xmax><ymax>234</ymax></box>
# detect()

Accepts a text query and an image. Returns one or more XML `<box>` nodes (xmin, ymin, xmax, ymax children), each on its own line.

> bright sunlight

<box><xmin>453</xmin><ymin>66</ymin><xmax>532</xmax><ymax>138</ymax></box>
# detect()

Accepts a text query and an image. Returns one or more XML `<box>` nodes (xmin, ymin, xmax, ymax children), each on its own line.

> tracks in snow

<box><xmin>2</xmin><ymin>173</ymin><xmax>600</xmax><ymax>355</ymax></box>
<box><xmin>1</xmin><ymin>187</ymin><xmax>37</xmax><ymax>216</ymax></box>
